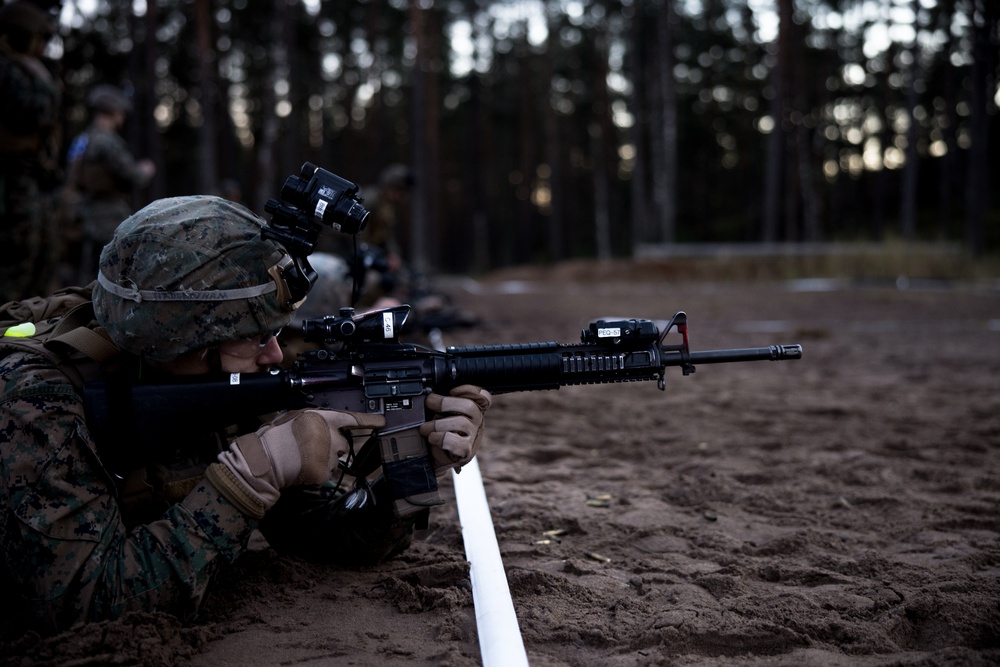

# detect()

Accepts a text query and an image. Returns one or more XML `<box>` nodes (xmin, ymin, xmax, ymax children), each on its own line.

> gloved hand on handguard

<box><xmin>419</xmin><ymin>384</ymin><xmax>492</xmax><ymax>475</ymax></box>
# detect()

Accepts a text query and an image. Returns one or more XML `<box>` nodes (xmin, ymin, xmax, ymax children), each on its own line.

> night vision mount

<box><xmin>262</xmin><ymin>162</ymin><xmax>370</xmax><ymax>307</ymax></box>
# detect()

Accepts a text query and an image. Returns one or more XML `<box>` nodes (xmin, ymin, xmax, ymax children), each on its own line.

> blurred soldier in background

<box><xmin>357</xmin><ymin>164</ymin><xmax>478</xmax><ymax>334</ymax></box>
<box><xmin>315</xmin><ymin>163</ymin><xmax>414</xmax><ymax>308</ymax></box>
<box><xmin>64</xmin><ymin>83</ymin><xmax>155</xmax><ymax>286</ymax></box>
<box><xmin>303</xmin><ymin>163</ymin><xmax>476</xmax><ymax>340</ymax></box>
<box><xmin>0</xmin><ymin>0</ymin><xmax>61</xmax><ymax>303</ymax></box>
<box><xmin>363</xmin><ymin>163</ymin><xmax>414</xmax><ymax>279</ymax></box>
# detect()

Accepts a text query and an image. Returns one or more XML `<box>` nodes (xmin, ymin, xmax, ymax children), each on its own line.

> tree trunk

<box><xmin>593</xmin><ymin>22</ymin><xmax>614</xmax><ymax>259</ymax></box>
<box><xmin>468</xmin><ymin>72</ymin><xmax>490</xmax><ymax>273</ymax></box>
<box><xmin>543</xmin><ymin>1</ymin><xmax>564</xmax><ymax>263</ymax></box>
<box><xmin>424</xmin><ymin>10</ymin><xmax>441</xmax><ymax>272</ymax></box>
<box><xmin>790</xmin><ymin>18</ymin><xmax>821</xmax><ymax>242</ymax></box>
<box><xmin>517</xmin><ymin>48</ymin><xmax>536</xmax><ymax>264</ymax></box>
<box><xmin>654</xmin><ymin>0</ymin><xmax>677</xmax><ymax>244</ymax></box>
<box><xmin>871</xmin><ymin>45</ymin><xmax>893</xmax><ymax>242</ymax></box>
<box><xmin>253</xmin><ymin>2</ymin><xmax>288</xmax><ymax>213</ymax></box>
<box><xmin>937</xmin><ymin>0</ymin><xmax>959</xmax><ymax>238</ymax></box>
<box><xmin>627</xmin><ymin>2</ymin><xmax>650</xmax><ymax>253</ymax></box>
<box><xmin>194</xmin><ymin>0</ymin><xmax>219</xmax><ymax>194</ymax></box>
<box><xmin>591</xmin><ymin>121</ymin><xmax>611</xmax><ymax>260</ymax></box>
<box><xmin>130</xmin><ymin>4</ymin><xmax>165</xmax><ymax>201</ymax></box>
<box><xmin>900</xmin><ymin>24</ymin><xmax>921</xmax><ymax>241</ymax></box>
<box><xmin>762</xmin><ymin>0</ymin><xmax>792</xmax><ymax>242</ymax></box>
<box><xmin>409</xmin><ymin>5</ymin><xmax>430</xmax><ymax>273</ymax></box>
<box><xmin>964</xmin><ymin>0</ymin><xmax>995</xmax><ymax>255</ymax></box>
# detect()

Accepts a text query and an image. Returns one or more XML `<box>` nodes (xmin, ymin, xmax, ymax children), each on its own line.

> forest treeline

<box><xmin>47</xmin><ymin>0</ymin><xmax>999</xmax><ymax>273</ymax></box>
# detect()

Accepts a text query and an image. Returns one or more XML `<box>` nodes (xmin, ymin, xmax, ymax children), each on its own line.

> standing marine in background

<box><xmin>64</xmin><ymin>83</ymin><xmax>156</xmax><ymax>286</ymax></box>
<box><xmin>0</xmin><ymin>0</ymin><xmax>61</xmax><ymax>303</ymax></box>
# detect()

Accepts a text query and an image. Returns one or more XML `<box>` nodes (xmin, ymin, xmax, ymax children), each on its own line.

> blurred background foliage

<box><xmin>41</xmin><ymin>0</ymin><xmax>1000</xmax><ymax>274</ymax></box>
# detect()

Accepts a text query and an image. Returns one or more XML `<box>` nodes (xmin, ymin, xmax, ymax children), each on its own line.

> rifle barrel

<box><xmin>687</xmin><ymin>344</ymin><xmax>803</xmax><ymax>364</ymax></box>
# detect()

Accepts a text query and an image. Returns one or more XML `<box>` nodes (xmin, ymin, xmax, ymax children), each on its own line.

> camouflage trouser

<box><xmin>0</xmin><ymin>166</ymin><xmax>59</xmax><ymax>303</ymax></box>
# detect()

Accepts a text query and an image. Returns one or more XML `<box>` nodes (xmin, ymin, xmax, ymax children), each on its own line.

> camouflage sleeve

<box><xmin>85</xmin><ymin>130</ymin><xmax>151</xmax><ymax>192</ymax></box>
<box><xmin>0</xmin><ymin>351</ymin><xmax>256</xmax><ymax>631</ymax></box>
<box><xmin>0</xmin><ymin>54</ymin><xmax>59</xmax><ymax>136</ymax></box>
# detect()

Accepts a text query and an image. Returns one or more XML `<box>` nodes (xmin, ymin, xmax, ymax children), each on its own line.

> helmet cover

<box><xmin>87</xmin><ymin>84</ymin><xmax>133</xmax><ymax>114</ymax></box>
<box><xmin>93</xmin><ymin>195</ymin><xmax>296</xmax><ymax>362</ymax></box>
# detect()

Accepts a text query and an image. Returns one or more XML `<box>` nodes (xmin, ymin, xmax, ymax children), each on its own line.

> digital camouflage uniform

<box><xmin>0</xmin><ymin>355</ymin><xmax>254</xmax><ymax>630</ymax></box>
<box><xmin>0</xmin><ymin>195</ymin><xmax>431</xmax><ymax>635</ymax></box>
<box><xmin>0</xmin><ymin>196</ymin><xmax>290</xmax><ymax>633</ymax></box>
<box><xmin>0</xmin><ymin>4</ymin><xmax>61</xmax><ymax>304</ymax></box>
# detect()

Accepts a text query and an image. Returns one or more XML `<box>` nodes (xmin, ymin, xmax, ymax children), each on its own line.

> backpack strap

<box><xmin>43</xmin><ymin>302</ymin><xmax>122</xmax><ymax>364</ymax></box>
<box><xmin>49</xmin><ymin>326</ymin><xmax>121</xmax><ymax>364</ymax></box>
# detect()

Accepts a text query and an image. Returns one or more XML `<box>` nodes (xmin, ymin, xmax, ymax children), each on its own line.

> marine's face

<box><xmin>155</xmin><ymin>330</ymin><xmax>284</xmax><ymax>376</ymax></box>
<box><xmin>108</xmin><ymin>108</ymin><xmax>127</xmax><ymax>129</ymax></box>
<box><xmin>216</xmin><ymin>332</ymin><xmax>284</xmax><ymax>373</ymax></box>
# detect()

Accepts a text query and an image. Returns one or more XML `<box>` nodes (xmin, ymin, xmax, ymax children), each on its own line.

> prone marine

<box><xmin>0</xmin><ymin>195</ymin><xmax>490</xmax><ymax>633</ymax></box>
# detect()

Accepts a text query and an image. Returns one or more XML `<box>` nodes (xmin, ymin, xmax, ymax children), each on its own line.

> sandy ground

<box><xmin>3</xmin><ymin>261</ymin><xmax>999</xmax><ymax>666</ymax></box>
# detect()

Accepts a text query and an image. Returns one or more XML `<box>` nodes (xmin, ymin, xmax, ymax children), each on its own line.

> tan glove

<box><xmin>419</xmin><ymin>385</ymin><xmax>492</xmax><ymax>475</ymax></box>
<box><xmin>206</xmin><ymin>409</ymin><xmax>385</xmax><ymax>519</ymax></box>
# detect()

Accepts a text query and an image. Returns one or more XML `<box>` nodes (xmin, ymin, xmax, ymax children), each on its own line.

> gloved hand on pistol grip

<box><xmin>419</xmin><ymin>385</ymin><xmax>492</xmax><ymax>475</ymax></box>
<box><xmin>206</xmin><ymin>409</ymin><xmax>386</xmax><ymax>519</ymax></box>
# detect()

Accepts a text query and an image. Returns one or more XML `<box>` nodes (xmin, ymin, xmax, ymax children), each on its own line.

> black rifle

<box><xmin>83</xmin><ymin>306</ymin><xmax>801</xmax><ymax>512</ymax></box>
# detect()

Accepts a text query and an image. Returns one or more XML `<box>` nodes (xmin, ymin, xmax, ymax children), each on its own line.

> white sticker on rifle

<box><xmin>383</xmin><ymin>312</ymin><xmax>394</xmax><ymax>338</ymax></box>
<box><xmin>385</xmin><ymin>398</ymin><xmax>413</xmax><ymax>412</ymax></box>
<box><xmin>229</xmin><ymin>372</ymin><xmax>241</xmax><ymax>385</ymax></box>
<box><xmin>597</xmin><ymin>327</ymin><xmax>621</xmax><ymax>338</ymax></box>
<box><xmin>314</xmin><ymin>199</ymin><xmax>328</xmax><ymax>222</ymax></box>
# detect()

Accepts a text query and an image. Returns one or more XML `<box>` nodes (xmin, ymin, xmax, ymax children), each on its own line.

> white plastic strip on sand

<box><xmin>453</xmin><ymin>457</ymin><xmax>530</xmax><ymax>667</ymax></box>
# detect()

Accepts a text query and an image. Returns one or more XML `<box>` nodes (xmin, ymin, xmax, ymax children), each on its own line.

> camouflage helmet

<box><xmin>87</xmin><ymin>84</ymin><xmax>133</xmax><ymax>114</ymax></box>
<box><xmin>93</xmin><ymin>195</ymin><xmax>299</xmax><ymax>362</ymax></box>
